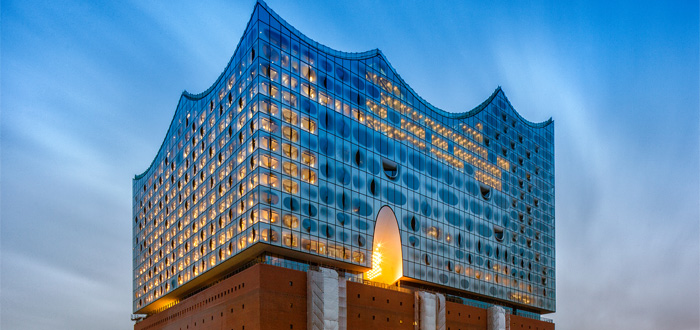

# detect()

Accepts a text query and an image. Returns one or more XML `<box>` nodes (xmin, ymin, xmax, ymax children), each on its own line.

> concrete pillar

<box><xmin>414</xmin><ymin>291</ymin><xmax>446</xmax><ymax>330</ymax></box>
<box><xmin>307</xmin><ymin>268</ymin><xmax>346</xmax><ymax>330</ymax></box>
<box><xmin>487</xmin><ymin>306</ymin><xmax>506</xmax><ymax>330</ymax></box>
<box><xmin>338</xmin><ymin>275</ymin><xmax>347</xmax><ymax>330</ymax></box>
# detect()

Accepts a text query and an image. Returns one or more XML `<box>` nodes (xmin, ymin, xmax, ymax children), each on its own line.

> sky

<box><xmin>1</xmin><ymin>0</ymin><xmax>698</xmax><ymax>329</ymax></box>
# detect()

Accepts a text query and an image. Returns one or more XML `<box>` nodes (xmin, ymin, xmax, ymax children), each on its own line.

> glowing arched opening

<box><xmin>366</xmin><ymin>206</ymin><xmax>403</xmax><ymax>285</ymax></box>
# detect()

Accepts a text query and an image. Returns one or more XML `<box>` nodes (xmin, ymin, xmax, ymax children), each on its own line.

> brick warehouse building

<box><xmin>132</xmin><ymin>2</ymin><xmax>555</xmax><ymax>329</ymax></box>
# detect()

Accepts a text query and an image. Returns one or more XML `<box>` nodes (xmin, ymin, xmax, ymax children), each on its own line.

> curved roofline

<box><xmin>135</xmin><ymin>0</ymin><xmax>551</xmax><ymax>181</ymax></box>
<box><xmin>372</xmin><ymin>51</ymin><xmax>552</xmax><ymax>128</ymax></box>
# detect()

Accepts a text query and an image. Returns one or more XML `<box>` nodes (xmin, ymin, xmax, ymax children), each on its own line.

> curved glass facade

<box><xmin>133</xmin><ymin>1</ymin><xmax>555</xmax><ymax>315</ymax></box>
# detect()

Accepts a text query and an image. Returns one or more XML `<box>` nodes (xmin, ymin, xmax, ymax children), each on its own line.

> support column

<box><xmin>414</xmin><ymin>291</ymin><xmax>446</xmax><ymax>330</ymax></box>
<box><xmin>487</xmin><ymin>306</ymin><xmax>506</xmax><ymax>330</ymax></box>
<box><xmin>338</xmin><ymin>275</ymin><xmax>347</xmax><ymax>330</ymax></box>
<box><xmin>307</xmin><ymin>268</ymin><xmax>346</xmax><ymax>330</ymax></box>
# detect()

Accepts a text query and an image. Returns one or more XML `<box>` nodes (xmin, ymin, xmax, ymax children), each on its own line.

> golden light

<box><xmin>365</xmin><ymin>206</ymin><xmax>403</xmax><ymax>285</ymax></box>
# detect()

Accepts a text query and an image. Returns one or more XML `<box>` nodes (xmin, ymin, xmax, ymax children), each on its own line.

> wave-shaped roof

<box><xmin>135</xmin><ymin>0</ymin><xmax>551</xmax><ymax>180</ymax></box>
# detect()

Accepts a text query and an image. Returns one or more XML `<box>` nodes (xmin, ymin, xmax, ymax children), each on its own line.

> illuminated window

<box><xmin>301</xmin><ymin>83</ymin><xmax>316</xmax><ymax>99</ymax></box>
<box><xmin>260</xmin><ymin>172</ymin><xmax>279</xmax><ymax>188</ymax></box>
<box><xmin>283</xmin><ymin>233</ymin><xmax>298</xmax><ymax>247</ymax></box>
<box><xmin>282</xmin><ymin>126</ymin><xmax>299</xmax><ymax>142</ymax></box>
<box><xmin>259</xmin><ymin>154</ymin><xmax>279</xmax><ymax>170</ymax></box>
<box><xmin>301</xmin><ymin>151</ymin><xmax>316</xmax><ymax>167</ymax></box>
<box><xmin>301</xmin><ymin>64</ymin><xmax>316</xmax><ymax>82</ymax></box>
<box><xmin>282</xmin><ymin>108</ymin><xmax>298</xmax><ymax>125</ymax></box>
<box><xmin>260</xmin><ymin>136</ymin><xmax>278</xmax><ymax>151</ymax></box>
<box><xmin>300</xmin><ymin>117</ymin><xmax>316</xmax><ymax>133</ymax></box>
<box><xmin>260</xmin><ymin>209</ymin><xmax>279</xmax><ymax>223</ymax></box>
<box><xmin>282</xmin><ymin>179</ymin><xmax>299</xmax><ymax>194</ymax></box>
<box><xmin>319</xmin><ymin>91</ymin><xmax>330</xmax><ymax>106</ymax></box>
<box><xmin>427</xmin><ymin>226</ymin><xmax>439</xmax><ymax>239</ymax></box>
<box><xmin>281</xmin><ymin>91</ymin><xmax>297</xmax><ymax>107</ymax></box>
<box><xmin>260</xmin><ymin>117</ymin><xmax>277</xmax><ymax>133</ymax></box>
<box><xmin>328</xmin><ymin>245</ymin><xmax>349</xmax><ymax>259</ymax></box>
<box><xmin>269</xmin><ymin>67</ymin><xmax>278</xmax><ymax>81</ymax></box>
<box><xmin>283</xmin><ymin>161</ymin><xmax>298</xmax><ymax>177</ymax></box>
<box><xmin>301</xmin><ymin>168</ymin><xmax>316</xmax><ymax>184</ymax></box>
<box><xmin>261</xmin><ymin>229</ymin><xmax>278</xmax><ymax>242</ymax></box>
<box><xmin>282</xmin><ymin>214</ymin><xmax>299</xmax><ymax>228</ymax></box>
<box><xmin>281</xmin><ymin>73</ymin><xmax>291</xmax><ymax>88</ymax></box>
<box><xmin>260</xmin><ymin>100</ymin><xmax>279</xmax><ymax>116</ymax></box>
<box><xmin>282</xmin><ymin>143</ymin><xmax>298</xmax><ymax>159</ymax></box>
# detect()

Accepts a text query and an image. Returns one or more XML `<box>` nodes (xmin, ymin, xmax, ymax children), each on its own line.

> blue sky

<box><xmin>1</xmin><ymin>1</ymin><xmax>698</xmax><ymax>329</ymax></box>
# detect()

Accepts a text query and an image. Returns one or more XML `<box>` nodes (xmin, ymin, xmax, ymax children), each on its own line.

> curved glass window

<box><xmin>282</xmin><ymin>143</ymin><xmax>298</xmax><ymax>159</ymax></box>
<box><xmin>282</xmin><ymin>179</ymin><xmax>299</xmax><ymax>194</ymax></box>
<box><xmin>282</xmin><ymin>108</ymin><xmax>298</xmax><ymax>125</ymax></box>
<box><xmin>282</xmin><ymin>161</ymin><xmax>298</xmax><ymax>177</ymax></box>
<box><xmin>282</xmin><ymin>126</ymin><xmax>299</xmax><ymax>142</ymax></box>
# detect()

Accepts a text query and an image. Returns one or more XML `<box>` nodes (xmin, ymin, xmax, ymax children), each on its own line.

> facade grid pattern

<box><xmin>132</xmin><ymin>0</ymin><xmax>555</xmax><ymax>316</ymax></box>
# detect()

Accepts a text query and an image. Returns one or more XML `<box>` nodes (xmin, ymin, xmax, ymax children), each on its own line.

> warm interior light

<box><xmin>365</xmin><ymin>206</ymin><xmax>402</xmax><ymax>285</ymax></box>
<box><xmin>366</xmin><ymin>244</ymin><xmax>383</xmax><ymax>280</ymax></box>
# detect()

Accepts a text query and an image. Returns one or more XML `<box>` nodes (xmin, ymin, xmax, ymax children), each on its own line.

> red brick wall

<box><xmin>346</xmin><ymin>282</ymin><xmax>414</xmax><ymax>329</ymax></box>
<box><xmin>134</xmin><ymin>264</ymin><xmax>554</xmax><ymax>330</ymax></box>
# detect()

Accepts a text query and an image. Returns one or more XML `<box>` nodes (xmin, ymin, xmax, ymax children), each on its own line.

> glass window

<box><xmin>259</xmin><ymin>154</ymin><xmax>279</xmax><ymax>170</ymax></box>
<box><xmin>283</xmin><ymin>214</ymin><xmax>299</xmax><ymax>228</ymax></box>
<box><xmin>283</xmin><ymin>161</ymin><xmax>298</xmax><ymax>177</ymax></box>
<box><xmin>301</xmin><ymin>151</ymin><xmax>316</xmax><ymax>166</ymax></box>
<box><xmin>301</xmin><ymin>64</ymin><xmax>316</xmax><ymax>82</ymax></box>
<box><xmin>301</xmin><ymin>117</ymin><xmax>316</xmax><ymax>133</ymax></box>
<box><xmin>301</xmin><ymin>83</ymin><xmax>316</xmax><ymax>99</ymax></box>
<box><xmin>282</xmin><ymin>232</ymin><xmax>298</xmax><ymax>247</ymax></box>
<box><xmin>261</xmin><ymin>117</ymin><xmax>277</xmax><ymax>133</ymax></box>
<box><xmin>282</xmin><ymin>126</ymin><xmax>299</xmax><ymax>142</ymax></box>
<box><xmin>260</xmin><ymin>136</ymin><xmax>279</xmax><ymax>151</ymax></box>
<box><xmin>282</xmin><ymin>179</ymin><xmax>298</xmax><ymax>194</ymax></box>
<box><xmin>261</xmin><ymin>228</ymin><xmax>278</xmax><ymax>242</ymax></box>
<box><xmin>281</xmin><ymin>91</ymin><xmax>297</xmax><ymax>107</ymax></box>
<box><xmin>282</xmin><ymin>143</ymin><xmax>298</xmax><ymax>159</ymax></box>
<box><xmin>260</xmin><ymin>209</ymin><xmax>279</xmax><ymax>223</ymax></box>
<box><xmin>291</xmin><ymin>58</ymin><xmax>299</xmax><ymax>74</ymax></box>
<box><xmin>282</xmin><ymin>108</ymin><xmax>298</xmax><ymax>125</ymax></box>
<box><xmin>281</xmin><ymin>72</ymin><xmax>291</xmax><ymax>88</ymax></box>
<box><xmin>301</xmin><ymin>168</ymin><xmax>316</xmax><ymax>184</ymax></box>
<box><xmin>260</xmin><ymin>172</ymin><xmax>278</xmax><ymax>188</ymax></box>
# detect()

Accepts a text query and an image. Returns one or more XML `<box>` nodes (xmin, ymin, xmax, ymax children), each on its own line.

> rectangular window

<box><xmin>282</xmin><ymin>126</ymin><xmax>299</xmax><ymax>142</ymax></box>
<box><xmin>301</xmin><ymin>151</ymin><xmax>316</xmax><ymax>167</ymax></box>
<box><xmin>283</xmin><ymin>161</ymin><xmax>298</xmax><ymax>177</ymax></box>
<box><xmin>282</xmin><ymin>143</ymin><xmax>298</xmax><ymax>159</ymax></box>
<box><xmin>282</xmin><ymin>179</ymin><xmax>298</xmax><ymax>194</ymax></box>
<box><xmin>282</xmin><ymin>214</ymin><xmax>299</xmax><ymax>228</ymax></box>
<box><xmin>301</xmin><ymin>168</ymin><xmax>316</xmax><ymax>184</ymax></box>
<box><xmin>260</xmin><ymin>136</ymin><xmax>278</xmax><ymax>151</ymax></box>
<box><xmin>260</xmin><ymin>172</ymin><xmax>278</xmax><ymax>188</ymax></box>
<box><xmin>282</xmin><ymin>108</ymin><xmax>298</xmax><ymax>125</ymax></box>
<box><xmin>259</xmin><ymin>154</ymin><xmax>279</xmax><ymax>170</ymax></box>
<box><xmin>300</xmin><ymin>117</ymin><xmax>316</xmax><ymax>133</ymax></box>
<box><xmin>260</xmin><ymin>117</ymin><xmax>277</xmax><ymax>133</ymax></box>
<box><xmin>283</xmin><ymin>232</ymin><xmax>298</xmax><ymax>247</ymax></box>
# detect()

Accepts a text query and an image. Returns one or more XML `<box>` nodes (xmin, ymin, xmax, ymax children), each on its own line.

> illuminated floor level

<box><xmin>133</xmin><ymin>261</ymin><xmax>554</xmax><ymax>330</ymax></box>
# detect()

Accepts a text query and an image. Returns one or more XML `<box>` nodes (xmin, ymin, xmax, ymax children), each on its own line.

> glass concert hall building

<box><xmin>132</xmin><ymin>1</ymin><xmax>554</xmax><ymax>328</ymax></box>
